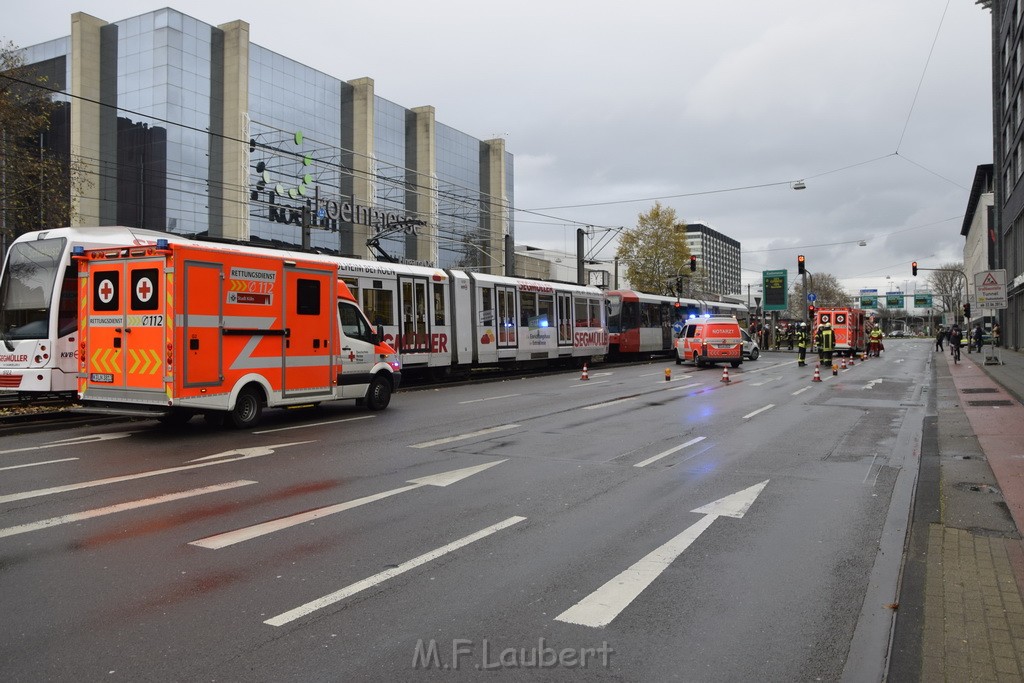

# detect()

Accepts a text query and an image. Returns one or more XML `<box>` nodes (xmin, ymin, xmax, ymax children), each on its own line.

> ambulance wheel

<box><xmin>749</xmin><ymin>348</ymin><xmax>759</xmax><ymax>360</ymax></box>
<box><xmin>366</xmin><ymin>375</ymin><xmax>392</xmax><ymax>411</ymax></box>
<box><xmin>229</xmin><ymin>387</ymin><xmax>263</xmax><ymax>429</ymax></box>
<box><xmin>675</xmin><ymin>356</ymin><xmax>682</xmax><ymax>365</ymax></box>
<box><xmin>693</xmin><ymin>353</ymin><xmax>704</xmax><ymax>368</ymax></box>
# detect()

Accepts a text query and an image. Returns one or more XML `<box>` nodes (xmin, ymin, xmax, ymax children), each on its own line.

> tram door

<box><xmin>557</xmin><ymin>292</ymin><xmax>573</xmax><ymax>347</ymax></box>
<box><xmin>496</xmin><ymin>285</ymin><xmax>517</xmax><ymax>347</ymax></box>
<box><xmin>661</xmin><ymin>301</ymin><xmax>673</xmax><ymax>351</ymax></box>
<box><xmin>399</xmin><ymin>276</ymin><xmax>430</xmax><ymax>363</ymax></box>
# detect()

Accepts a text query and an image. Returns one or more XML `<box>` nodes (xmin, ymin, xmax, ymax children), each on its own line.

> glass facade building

<box><xmin>20</xmin><ymin>8</ymin><xmax>514</xmax><ymax>270</ymax></box>
<box><xmin>685</xmin><ymin>223</ymin><xmax>742</xmax><ymax>296</ymax></box>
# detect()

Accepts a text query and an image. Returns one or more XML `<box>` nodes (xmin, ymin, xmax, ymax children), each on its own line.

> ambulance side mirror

<box><xmin>370</xmin><ymin>326</ymin><xmax>382</xmax><ymax>345</ymax></box>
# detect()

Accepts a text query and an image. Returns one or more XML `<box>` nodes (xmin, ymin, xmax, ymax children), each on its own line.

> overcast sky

<box><xmin>5</xmin><ymin>1</ymin><xmax>994</xmax><ymax>299</ymax></box>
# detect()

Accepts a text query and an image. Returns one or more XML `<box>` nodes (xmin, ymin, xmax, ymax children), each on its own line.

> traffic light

<box><xmin>911</xmin><ymin>261</ymin><xmax>918</xmax><ymax>276</ymax></box>
<box><xmin>689</xmin><ymin>255</ymin><xmax>697</xmax><ymax>272</ymax></box>
<box><xmin>808</xmin><ymin>304</ymin><xmax>815</xmax><ymax>317</ymax></box>
<box><xmin>964</xmin><ymin>303</ymin><xmax>971</xmax><ymax>319</ymax></box>
<box><xmin>797</xmin><ymin>254</ymin><xmax>806</xmax><ymax>275</ymax></box>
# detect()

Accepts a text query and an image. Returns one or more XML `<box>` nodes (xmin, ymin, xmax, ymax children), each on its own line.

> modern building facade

<box><xmin>983</xmin><ymin>0</ymin><xmax>1023</xmax><ymax>348</ymax></box>
<box><xmin>962</xmin><ymin>165</ymin><xmax>996</xmax><ymax>317</ymax></box>
<box><xmin>19</xmin><ymin>9</ymin><xmax>513</xmax><ymax>270</ymax></box>
<box><xmin>685</xmin><ymin>222</ymin><xmax>741</xmax><ymax>296</ymax></box>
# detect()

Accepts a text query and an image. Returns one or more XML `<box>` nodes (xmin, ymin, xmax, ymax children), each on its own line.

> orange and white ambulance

<box><xmin>814</xmin><ymin>307</ymin><xmax>866</xmax><ymax>357</ymax></box>
<box><xmin>76</xmin><ymin>239</ymin><xmax>400</xmax><ymax>428</ymax></box>
<box><xmin>674</xmin><ymin>315</ymin><xmax>743</xmax><ymax>368</ymax></box>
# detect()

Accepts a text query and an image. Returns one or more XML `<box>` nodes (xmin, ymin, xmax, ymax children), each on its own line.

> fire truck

<box><xmin>76</xmin><ymin>239</ymin><xmax>401</xmax><ymax>428</ymax></box>
<box><xmin>814</xmin><ymin>307</ymin><xmax>866</xmax><ymax>357</ymax></box>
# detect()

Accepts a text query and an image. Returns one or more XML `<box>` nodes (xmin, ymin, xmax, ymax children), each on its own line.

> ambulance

<box><xmin>674</xmin><ymin>315</ymin><xmax>743</xmax><ymax>368</ymax></box>
<box><xmin>76</xmin><ymin>240</ymin><xmax>401</xmax><ymax>428</ymax></box>
<box><xmin>814</xmin><ymin>307</ymin><xmax>866</xmax><ymax>357</ymax></box>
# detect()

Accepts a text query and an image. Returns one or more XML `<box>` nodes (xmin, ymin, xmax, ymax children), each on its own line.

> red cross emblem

<box><xmin>98</xmin><ymin>278</ymin><xmax>115</xmax><ymax>304</ymax></box>
<box><xmin>348</xmin><ymin>352</ymin><xmax>356</xmax><ymax>362</ymax></box>
<box><xmin>136</xmin><ymin>277</ymin><xmax>154</xmax><ymax>302</ymax></box>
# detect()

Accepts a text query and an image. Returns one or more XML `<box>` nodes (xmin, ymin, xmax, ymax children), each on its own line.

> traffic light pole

<box><xmin>913</xmin><ymin>266</ymin><xmax>971</xmax><ymax>324</ymax></box>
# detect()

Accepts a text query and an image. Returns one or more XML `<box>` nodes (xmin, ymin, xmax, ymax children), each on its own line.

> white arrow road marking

<box><xmin>459</xmin><ymin>394</ymin><xmax>521</xmax><ymax>405</ymax></box>
<box><xmin>0</xmin><ymin>457</ymin><xmax>78</xmax><ymax>472</ymax></box>
<box><xmin>742</xmin><ymin>404</ymin><xmax>775</xmax><ymax>420</ymax></box>
<box><xmin>0</xmin><ymin>431</ymin><xmax>139</xmax><ymax>456</ymax></box>
<box><xmin>0</xmin><ymin>481</ymin><xmax>256</xmax><ymax>540</ymax></box>
<box><xmin>555</xmin><ymin>480</ymin><xmax>769</xmax><ymax>628</ymax></box>
<box><xmin>862</xmin><ymin>379</ymin><xmax>883</xmax><ymax>390</ymax></box>
<box><xmin>265</xmin><ymin>515</ymin><xmax>527</xmax><ymax>627</ymax></box>
<box><xmin>634</xmin><ymin>437</ymin><xmax>707</xmax><ymax>468</ymax></box>
<box><xmin>0</xmin><ymin>442</ymin><xmax>311</xmax><ymax>504</ymax></box>
<box><xmin>190</xmin><ymin>460</ymin><xmax>506</xmax><ymax>549</ymax></box>
<box><xmin>410</xmin><ymin>425</ymin><xmax>519</xmax><ymax>449</ymax></box>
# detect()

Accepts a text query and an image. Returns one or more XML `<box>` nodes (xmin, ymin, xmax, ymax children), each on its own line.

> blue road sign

<box><xmin>807</xmin><ymin>293</ymin><xmax>816</xmax><ymax>302</ymax></box>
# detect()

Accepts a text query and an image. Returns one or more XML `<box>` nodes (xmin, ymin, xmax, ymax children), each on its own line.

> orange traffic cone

<box><xmin>580</xmin><ymin>363</ymin><xmax>589</xmax><ymax>381</ymax></box>
<box><xmin>840</xmin><ymin>358</ymin><xmax>847</xmax><ymax>370</ymax></box>
<box><xmin>721</xmin><ymin>366</ymin><xmax>731</xmax><ymax>383</ymax></box>
<box><xmin>812</xmin><ymin>364</ymin><xmax>822</xmax><ymax>382</ymax></box>
<box><xmin>848</xmin><ymin>355</ymin><xmax>855</xmax><ymax>367</ymax></box>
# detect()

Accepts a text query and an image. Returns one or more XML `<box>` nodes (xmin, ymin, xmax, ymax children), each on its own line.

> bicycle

<box><xmin>951</xmin><ymin>341</ymin><xmax>961</xmax><ymax>364</ymax></box>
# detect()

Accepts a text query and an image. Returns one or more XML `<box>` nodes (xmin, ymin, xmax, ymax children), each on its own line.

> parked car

<box><xmin>741</xmin><ymin>328</ymin><xmax>760</xmax><ymax>360</ymax></box>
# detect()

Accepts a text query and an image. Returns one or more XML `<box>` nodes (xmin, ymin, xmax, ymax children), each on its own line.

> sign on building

<box><xmin>974</xmin><ymin>269</ymin><xmax>1007</xmax><ymax>309</ymax></box>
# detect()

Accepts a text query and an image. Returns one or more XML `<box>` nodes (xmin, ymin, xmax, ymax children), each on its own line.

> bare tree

<box><xmin>926</xmin><ymin>262</ymin><xmax>965</xmax><ymax>316</ymax></box>
<box><xmin>787</xmin><ymin>271</ymin><xmax>851</xmax><ymax>318</ymax></box>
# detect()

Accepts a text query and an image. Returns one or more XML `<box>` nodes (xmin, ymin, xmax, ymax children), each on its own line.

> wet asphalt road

<box><xmin>0</xmin><ymin>341</ymin><xmax>931</xmax><ymax>681</ymax></box>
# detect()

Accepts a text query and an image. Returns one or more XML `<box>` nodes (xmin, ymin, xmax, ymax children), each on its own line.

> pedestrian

<box><xmin>949</xmin><ymin>324</ymin><xmax>962</xmax><ymax>363</ymax></box>
<box><xmin>796</xmin><ymin>322</ymin><xmax>809</xmax><ymax>367</ymax></box>
<box><xmin>934</xmin><ymin>326</ymin><xmax>944</xmax><ymax>352</ymax></box>
<box><xmin>972</xmin><ymin>323</ymin><xmax>984</xmax><ymax>353</ymax></box>
<box><xmin>993</xmin><ymin>322</ymin><xmax>1001</xmax><ymax>348</ymax></box>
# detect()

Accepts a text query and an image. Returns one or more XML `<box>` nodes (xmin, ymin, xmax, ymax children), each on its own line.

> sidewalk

<box><xmin>897</xmin><ymin>344</ymin><xmax>1024</xmax><ymax>681</ymax></box>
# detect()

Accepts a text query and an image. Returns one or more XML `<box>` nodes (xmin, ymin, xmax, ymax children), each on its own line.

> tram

<box><xmin>606</xmin><ymin>289</ymin><xmax>748</xmax><ymax>356</ymax></box>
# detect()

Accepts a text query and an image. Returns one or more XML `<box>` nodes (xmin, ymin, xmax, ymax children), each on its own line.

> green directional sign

<box><xmin>914</xmin><ymin>293</ymin><xmax>933</xmax><ymax>308</ymax></box>
<box><xmin>762</xmin><ymin>269</ymin><xmax>788</xmax><ymax>311</ymax></box>
<box><xmin>886</xmin><ymin>292</ymin><xmax>903</xmax><ymax>307</ymax></box>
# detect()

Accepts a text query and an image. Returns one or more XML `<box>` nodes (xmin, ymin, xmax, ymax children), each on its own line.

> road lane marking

<box><xmin>0</xmin><ymin>432</ymin><xmax>139</xmax><ymax>457</ymax></box>
<box><xmin>265</xmin><ymin>515</ymin><xmax>527</xmax><ymax>627</ymax></box>
<box><xmin>459</xmin><ymin>394</ymin><xmax>521</xmax><ymax>405</ymax></box>
<box><xmin>634</xmin><ymin>437</ymin><xmax>707</xmax><ymax>468</ymax></box>
<box><xmin>410</xmin><ymin>425</ymin><xmax>519</xmax><ymax>449</ymax></box>
<box><xmin>0</xmin><ymin>481</ymin><xmax>256</xmax><ymax>539</ymax></box>
<box><xmin>253</xmin><ymin>415</ymin><xmax>375</xmax><ymax>434</ymax></box>
<box><xmin>751</xmin><ymin>377</ymin><xmax>779</xmax><ymax>386</ymax></box>
<box><xmin>667</xmin><ymin>382</ymin><xmax>702</xmax><ymax>392</ymax></box>
<box><xmin>0</xmin><ymin>442</ymin><xmax>311</xmax><ymax>504</ymax></box>
<box><xmin>583</xmin><ymin>397</ymin><xmax>637</xmax><ymax>410</ymax></box>
<box><xmin>0</xmin><ymin>457</ymin><xmax>78</xmax><ymax>472</ymax></box>
<box><xmin>556</xmin><ymin>481</ymin><xmax>769</xmax><ymax>628</ymax></box>
<box><xmin>191</xmin><ymin>461</ymin><xmax>505</xmax><ymax>549</ymax></box>
<box><xmin>742</xmin><ymin>404</ymin><xmax>775</xmax><ymax>419</ymax></box>
<box><xmin>792</xmin><ymin>386</ymin><xmax>812</xmax><ymax>396</ymax></box>
<box><xmin>570</xmin><ymin>380</ymin><xmax>609</xmax><ymax>388</ymax></box>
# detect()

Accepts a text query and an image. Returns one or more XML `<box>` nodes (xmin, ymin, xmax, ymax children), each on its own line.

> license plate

<box><xmin>90</xmin><ymin>373</ymin><xmax>114</xmax><ymax>383</ymax></box>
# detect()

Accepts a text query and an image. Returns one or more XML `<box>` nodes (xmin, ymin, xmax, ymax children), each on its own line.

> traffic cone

<box><xmin>664</xmin><ymin>367</ymin><xmax>671</xmax><ymax>382</ymax></box>
<box><xmin>848</xmin><ymin>355</ymin><xmax>855</xmax><ymax>367</ymax></box>
<box><xmin>832</xmin><ymin>362</ymin><xmax>838</xmax><ymax>376</ymax></box>
<box><xmin>840</xmin><ymin>358</ymin><xmax>847</xmax><ymax>370</ymax></box>
<box><xmin>580</xmin><ymin>363</ymin><xmax>589</xmax><ymax>381</ymax></box>
<box><xmin>721</xmin><ymin>366</ymin><xmax>731</xmax><ymax>383</ymax></box>
<box><xmin>812</xmin><ymin>364</ymin><xmax>822</xmax><ymax>382</ymax></box>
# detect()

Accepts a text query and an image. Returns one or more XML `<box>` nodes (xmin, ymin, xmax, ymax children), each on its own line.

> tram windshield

<box><xmin>606</xmin><ymin>295</ymin><xmax>622</xmax><ymax>333</ymax></box>
<box><xmin>0</xmin><ymin>237</ymin><xmax>67</xmax><ymax>342</ymax></box>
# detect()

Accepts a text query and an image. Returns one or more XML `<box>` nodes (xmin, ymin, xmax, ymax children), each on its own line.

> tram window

<box><xmin>57</xmin><ymin>266</ymin><xmax>77</xmax><ymax>337</ymax></box>
<box><xmin>433</xmin><ymin>283</ymin><xmax>446</xmax><ymax>325</ymax></box>
<box><xmin>520</xmin><ymin>292</ymin><xmax>537</xmax><ymax>327</ymax></box>
<box><xmin>479</xmin><ymin>287</ymin><xmax>494</xmax><ymax>325</ymax></box>
<box><xmin>362</xmin><ymin>288</ymin><xmax>394</xmax><ymax>327</ymax></box>
<box><xmin>538</xmin><ymin>294</ymin><xmax>553</xmax><ymax>329</ymax></box>
<box><xmin>575</xmin><ymin>298</ymin><xmax>588</xmax><ymax>327</ymax></box>
<box><xmin>606</xmin><ymin>297</ymin><xmax>621</xmax><ymax>333</ymax></box>
<box><xmin>588</xmin><ymin>298</ymin><xmax>603</xmax><ymax>327</ymax></box>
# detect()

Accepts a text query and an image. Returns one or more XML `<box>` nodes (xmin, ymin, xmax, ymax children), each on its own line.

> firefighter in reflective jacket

<box><xmin>817</xmin><ymin>322</ymin><xmax>835</xmax><ymax>366</ymax></box>
<box><xmin>869</xmin><ymin>325</ymin><xmax>883</xmax><ymax>357</ymax></box>
<box><xmin>796</xmin><ymin>322</ymin><xmax>809</xmax><ymax>367</ymax></box>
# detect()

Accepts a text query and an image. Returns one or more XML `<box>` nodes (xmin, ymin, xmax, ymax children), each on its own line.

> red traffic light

<box><xmin>689</xmin><ymin>255</ymin><xmax>697</xmax><ymax>272</ymax></box>
<box><xmin>912</xmin><ymin>261</ymin><xmax>918</xmax><ymax>276</ymax></box>
<box><xmin>797</xmin><ymin>254</ymin><xmax>806</xmax><ymax>275</ymax></box>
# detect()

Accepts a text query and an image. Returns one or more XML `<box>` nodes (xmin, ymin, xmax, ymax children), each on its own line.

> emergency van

<box><xmin>674</xmin><ymin>316</ymin><xmax>743</xmax><ymax>368</ymax></box>
<box><xmin>76</xmin><ymin>240</ymin><xmax>401</xmax><ymax>428</ymax></box>
<box><xmin>814</xmin><ymin>308</ymin><xmax>866</xmax><ymax>357</ymax></box>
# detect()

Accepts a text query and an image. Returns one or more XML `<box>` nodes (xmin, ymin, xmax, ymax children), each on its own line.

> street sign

<box><xmin>913</xmin><ymin>293</ymin><xmax>933</xmax><ymax>308</ymax></box>
<box><xmin>859</xmin><ymin>288</ymin><xmax>878</xmax><ymax>308</ymax></box>
<box><xmin>886</xmin><ymin>291</ymin><xmax>903</xmax><ymax>307</ymax></box>
<box><xmin>762</xmin><ymin>270</ymin><xmax>788</xmax><ymax>311</ymax></box>
<box><xmin>807</xmin><ymin>293</ymin><xmax>816</xmax><ymax>302</ymax></box>
<box><xmin>974</xmin><ymin>269</ymin><xmax>1007</xmax><ymax>309</ymax></box>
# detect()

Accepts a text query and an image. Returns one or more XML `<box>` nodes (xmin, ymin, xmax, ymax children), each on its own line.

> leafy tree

<box><xmin>0</xmin><ymin>41</ymin><xmax>83</xmax><ymax>253</ymax></box>
<box><xmin>616</xmin><ymin>202</ymin><xmax>692</xmax><ymax>295</ymax></box>
<box><xmin>786</xmin><ymin>271</ymin><xmax>851</xmax><ymax>318</ymax></box>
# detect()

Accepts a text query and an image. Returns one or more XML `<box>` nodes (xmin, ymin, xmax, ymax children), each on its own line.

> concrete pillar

<box><xmin>70</xmin><ymin>13</ymin><xmax>107</xmax><ymax>226</ymax></box>
<box><xmin>406</xmin><ymin>106</ymin><xmax>437</xmax><ymax>265</ymax></box>
<box><xmin>347</xmin><ymin>77</ymin><xmax>375</xmax><ymax>259</ymax></box>
<box><xmin>210</xmin><ymin>20</ymin><xmax>249</xmax><ymax>241</ymax></box>
<box><xmin>482</xmin><ymin>138</ymin><xmax>508</xmax><ymax>273</ymax></box>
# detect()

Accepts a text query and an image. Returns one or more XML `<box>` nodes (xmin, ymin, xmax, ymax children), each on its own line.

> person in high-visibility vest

<box><xmin>796</xmin><ymin>322</ymin><xmax>809</xmax><ymax>367</ymax></box>
<box><xmin>818</xmin><ymin>322</ymin><xmax>836</xmax><ymax>366</ymax></box>
<box><xmin>869</xmin><ymin>325</ymin><xmax>883</xmax><ymax>357</ymax></box>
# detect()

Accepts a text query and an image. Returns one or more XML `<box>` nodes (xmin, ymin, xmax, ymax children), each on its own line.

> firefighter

<box><xmin>787</xmin><ymin>326</ymin><xmax>795</xmax><ymax>351</ymax></box>
<box><xmin>818</xmin><ymin>322</ymin><xmax>835</xmax><ymax>366</ymax></box>
<box><xmin>796</xmin><ymin>322</ymin><xmax>809</xmax><ymax>367</ymax></box>
<box><xmin>869</xmin><ymin>324</ymin><xmax>883</xmax><ymax>357</ymax></box>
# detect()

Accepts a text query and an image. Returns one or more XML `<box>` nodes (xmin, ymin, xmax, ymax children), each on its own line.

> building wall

<box><xmin>22</xmin><ymin>7</ymin><xmax>512</xmax><ymax>270</ymax></box>
<box><xmin>685</xmin><ymin>222</ymin><xmax>741</xmax><ymax>296</ymax></box>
